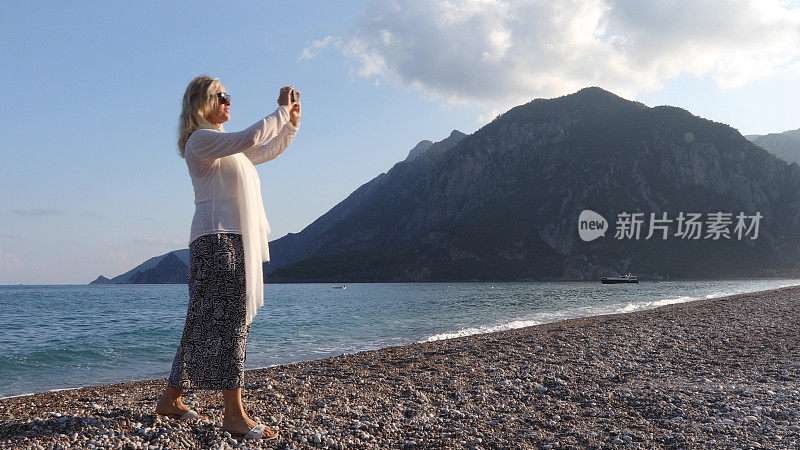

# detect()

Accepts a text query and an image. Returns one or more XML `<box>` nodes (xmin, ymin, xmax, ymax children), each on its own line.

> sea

<box><xmin>1</xmin><ymin>279</ymin><xmax>798</xmax><ymax>399</ymax></box>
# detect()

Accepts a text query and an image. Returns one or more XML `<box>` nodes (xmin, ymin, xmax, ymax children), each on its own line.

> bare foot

<box><xmin>155</xmin><ymin>394</ymin><xmax>208</xmax><ymax>420</ymax></box>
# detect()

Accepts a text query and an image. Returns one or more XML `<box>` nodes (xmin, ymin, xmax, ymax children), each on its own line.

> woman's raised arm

<box><xmin>243</xmin><ymin>122</ymin><xmax>298</xmax><ymax>165</ymax></box>
<box><xmin>188</xmin><ymin>106</ymin><xmax>290</xmax><ymax>159</ymax></box>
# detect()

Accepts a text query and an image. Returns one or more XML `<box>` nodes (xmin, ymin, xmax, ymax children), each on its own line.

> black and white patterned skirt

<box><xmin>167</xmin><ymin>233</ymin><xmax>251</xmax><ymax>390</ymax></box>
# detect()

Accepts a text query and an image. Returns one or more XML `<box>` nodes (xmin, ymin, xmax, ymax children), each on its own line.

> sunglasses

<box><xmin>216</xmin><ymin>92</ymin><xmax>231</xmax><ymax>106</ymax></box>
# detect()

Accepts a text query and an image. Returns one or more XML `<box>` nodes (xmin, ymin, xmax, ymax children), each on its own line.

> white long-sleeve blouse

<box><xmin>185</xmin><ymin>105</ymin><xmax>298</xmax><ymax>246</ymax></box>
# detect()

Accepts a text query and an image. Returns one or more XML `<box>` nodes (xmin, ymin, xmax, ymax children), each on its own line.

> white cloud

<box><xmin>107</xmin><ymin>251</ymin><xmax>128</xmax><ymax>263</ymax></box>
<box><xmin>299</xmin><ymin>36</ymin><xmax>341</xmax><ymax>60</ymax></box>
<box><xmin>0</xmin><ymin>246</ymin><xmax>40</xmax><ymax>278</ymax></box>
<box><xmin>478</xmin><ymin>108</ymin><xmax>501</xmax><ymax>124</ymax></box>
<box><xmin>322</xmin><ymin>0</ymin><xmax>800</xmax><ymax>113</ymax></box>
<box><xmin>0</xmin><ymin>247</ymin><xmax>23</xmax><ymax>272</ymax></box>
<box><xmin>10</xmin><ymin>208</ymin><xmax>61</xmax><ymax>217</ymax></box>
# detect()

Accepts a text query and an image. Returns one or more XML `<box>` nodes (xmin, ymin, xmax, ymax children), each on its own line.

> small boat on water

<box><xmin>600</xmin><ymin>273</ymin><xmax>639</xmax><ymax>284</ymax></box>
<box><xmin>333</xmin><ymin>285</ymin><xmax>347</xmax><ymax>289</ymax></box>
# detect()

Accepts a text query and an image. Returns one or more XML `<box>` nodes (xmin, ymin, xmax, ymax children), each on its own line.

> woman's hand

<box><xmin>277</xmin><ymin>86</ymin><xmax>296</xmax><ymax>108</ymax></box>
<box><xmin>278</xmin><ymin>86</ymin><xmax>300</xmax><ymax>126</ymax></box>
<box><xmin>290</xmin><ymin>91</ymin><xmax>301</xmax><ymax>127</ymax></box>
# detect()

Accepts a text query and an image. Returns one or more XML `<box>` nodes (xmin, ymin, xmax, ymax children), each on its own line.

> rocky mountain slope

<box><xmin>269</xmin><ymin>88</ymin><xmax>800</xmax><ymax>281</ymax></box>
<box><xmin>90</xmin><ymin>250</ymin><xmax>188</xmax><ymax>284</ymax></box>
<box><xmin>747</xmin><ymin>129</ymin><xmax>800</xmax><ymax>165</ymax></box>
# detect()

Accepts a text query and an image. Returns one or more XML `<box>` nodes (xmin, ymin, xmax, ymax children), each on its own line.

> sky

<box><xmin>1</xmin><ymin>0</ymin><xmax>799</xmax><ymax>284</ymax></box>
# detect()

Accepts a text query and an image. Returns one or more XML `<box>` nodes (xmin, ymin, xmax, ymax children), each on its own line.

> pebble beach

<box><xmin>1</xmin><ymin>285</ymin><xmax>799</xmax><ymax>449</ymax></box>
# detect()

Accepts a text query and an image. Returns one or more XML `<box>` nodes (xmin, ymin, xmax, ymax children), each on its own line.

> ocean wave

<box><xmin>419</xmin><ymin>292</ymin><xmax>724</xmax><ymax>344</ymax></box>
<box><xmin>0</xmin><ymin>392</ymin><xmax>35</xmax><ymax>400</ymax></box>
<box><xmin>423</xmin><ymin>319</ymin><xmax>543</xmax><ymax>342</ymax></box>
<box><xmin>651</xmin><ymin>295</ymin><xmax>696</xmax><ymax>306</ymax></box>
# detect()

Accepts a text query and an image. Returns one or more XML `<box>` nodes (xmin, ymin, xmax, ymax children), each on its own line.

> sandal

<box><xmin>228</xmin><ymin>424</ymin><xmax>279</xmax><ymax>440</ymax></box>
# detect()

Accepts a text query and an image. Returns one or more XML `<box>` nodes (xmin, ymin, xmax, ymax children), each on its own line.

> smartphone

<box><xmin>291</xmin><ymin>89</ymin><xmax>298</xmax><ymax>103</ymax></box>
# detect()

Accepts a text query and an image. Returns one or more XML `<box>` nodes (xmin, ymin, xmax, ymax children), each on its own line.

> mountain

<box><xmin>90</xmin><ymin>275</ymin><xmax>113</xmax><ymax>284</ymax></box>
<box><xmin>127</xmin><ymin>252</ymin><xmax>188</xmax><ymax>284</ymax></box>
<box><xmin>267</xmin><ymin>87</ymin><xmax>800</xmax><ymax>281</ymax></box>
<box><xmin>405</xmin><ymin>140</ymin><xmax>433</xmax><ymax>161</ymax></box>
<box><xmin>90</xmin><ymin>249</ymin><xmax>189</xmax><ymax>284</ymax></box>
<box><xmin>263</xmin><ymin>129</ymin><xmax>468</xmax><ymax>273</ymax></box>
<box><xmin>747</xmin><ymin>129</ymin><xmax>800</xmax><ymax>165</ymax></box>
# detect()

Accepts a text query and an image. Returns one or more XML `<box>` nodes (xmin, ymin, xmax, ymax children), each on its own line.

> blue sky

<box><xmin>2</xmin><ymin>0</ymin><xmax>799</xmax><ymax>284</ymax></box>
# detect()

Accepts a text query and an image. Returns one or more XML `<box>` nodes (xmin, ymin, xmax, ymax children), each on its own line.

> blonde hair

<box><xmin>177</xmin><ymin>75</ymin><xmax>223</xmax><ymax>157</ymax></box>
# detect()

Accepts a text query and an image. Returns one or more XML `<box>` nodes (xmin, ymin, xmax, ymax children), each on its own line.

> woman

<box><xmin>154</xmin><ymin>75</ymin><xmax>300</xmax><ymax>440</ymax></box>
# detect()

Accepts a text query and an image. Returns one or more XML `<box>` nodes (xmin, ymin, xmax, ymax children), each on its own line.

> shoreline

<box><xmin>2</xmin><ymin>285</ymin><xmax>799</xmax><ymax>448</ymax></box>
<box><xmin>3</xmin><ymin>281</ymin><xmax>797</xmax><ymax>401</ymax></box>
<box><xmin>1</xmin><ymin>275</ymin><xmax>798</xmax><ymax>287</ymax></box>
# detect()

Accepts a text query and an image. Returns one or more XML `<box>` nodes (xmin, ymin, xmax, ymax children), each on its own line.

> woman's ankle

<box><xmin>160</xmin><ymin>387</ymin><xmax>183</xmax><ymax>404</ymax></box>
<box><xmin>223</xmin><ymin>415</ymin><xmax>249</xmax><ymax>425</ymax></box>
<box><xmin>223</xmin><ymin>409</ymin><xmax>249</xmax><ymax>420</ymax></box>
